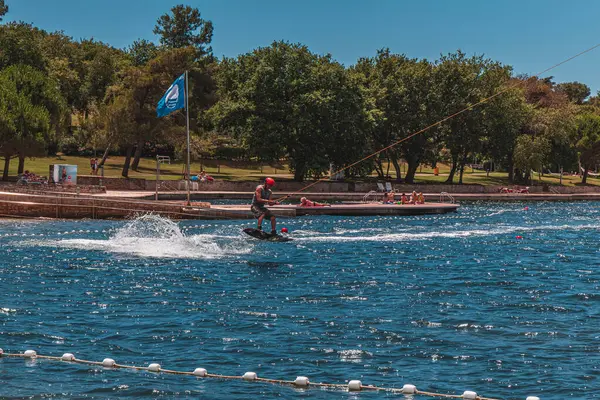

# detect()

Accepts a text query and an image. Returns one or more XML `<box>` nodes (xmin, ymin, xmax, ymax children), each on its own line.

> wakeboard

<box><xmin>243</xmin><ymin>228</ymin><xmax>293</xmax><ymax>242</ymax></box>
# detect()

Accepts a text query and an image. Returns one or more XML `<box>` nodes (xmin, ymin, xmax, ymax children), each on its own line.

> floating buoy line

<box><xmin>0</xmin><ymin>214</ymin><xmax>478</xmax><ymax>239</ymax></box>
<box><xmin>0</xmin><ymin>349</ymin><xmax>541</xmax><ymax>399</ymax></box>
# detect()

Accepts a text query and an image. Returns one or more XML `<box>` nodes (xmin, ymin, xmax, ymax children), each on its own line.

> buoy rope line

<box><xmin>0</xmin><ymin>213</ymin><xmax>471</xmax><ymax>238</ymax></box>
<box><xmin>274</xmin><ymin>42</ymin><xmax>600</xmax><ymax>203</ymax></box>
<box><xmin>0</xmin><ymin>350</ymin><xmax>543</xmax><ymax>400</ymax></box>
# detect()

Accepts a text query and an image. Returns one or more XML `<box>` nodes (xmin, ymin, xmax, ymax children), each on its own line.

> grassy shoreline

<box><xmin>6</xmin><ymin>155</ymin><xmax>600</xmax><ymax>187</ymax></box>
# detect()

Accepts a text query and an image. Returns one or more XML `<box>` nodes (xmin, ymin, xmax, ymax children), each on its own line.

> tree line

<box><xmin>1</xmin><ymin>1</ymin><xmax>600</xmax><ymax>183</ymax></box>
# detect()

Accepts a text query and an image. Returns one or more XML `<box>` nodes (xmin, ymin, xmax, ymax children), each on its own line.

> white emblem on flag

<box><xmin>165</xmin><ymin>84</ymin><xmax>179</xmax><ymax>109</ymax></box>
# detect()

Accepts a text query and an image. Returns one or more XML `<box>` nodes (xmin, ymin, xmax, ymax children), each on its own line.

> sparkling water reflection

<box><xmin>1</xmin><ymin>202</ymin><xmax>600</xmax><ymax>399</ymax></box>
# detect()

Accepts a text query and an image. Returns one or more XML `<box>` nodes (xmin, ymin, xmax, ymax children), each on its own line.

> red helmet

<box><xmin>281</xmin><ymin>227</ymin><xmax>288</xmax><ymax>233</ymax></box>
<box><xmin>265</xmin><ymin>177</ymin><xmax>275</xmax><ymax>186</ymax></box>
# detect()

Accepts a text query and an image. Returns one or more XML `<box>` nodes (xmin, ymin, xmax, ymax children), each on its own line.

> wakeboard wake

<box><xmin>243</xmin><ymin>228</ymin><xmax>293</xmax><ymax>242</ymax></box>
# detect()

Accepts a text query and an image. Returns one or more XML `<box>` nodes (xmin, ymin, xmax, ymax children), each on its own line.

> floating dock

<box><xmin>0</xmin><ymin>190</ymin><xmax>458</xmax><ymax>219</ymax></box>
<box><xmin>209</xmin><ymin>203</ymin><xmax>459</xmax><ymax>218</ymax></box>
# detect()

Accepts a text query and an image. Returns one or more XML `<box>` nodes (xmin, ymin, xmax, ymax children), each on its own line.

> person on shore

<box><xmin>382</xmin><ymin>191</ymin><xmax>395</xmax><ymax>204</ymax></box>
<box><xmin>417</xmin><ymin>192</ymin><xmax>425</xmax><ymax>204</ymax></box>
<box><xmin>300</xmin><ymin>197</ymin><xmax>329</xmax><ymax>207</ymax></box>
<box><xmin>400</xmin><ymin>193</ymin><xmax>409</xmax><ymax>204</ymax></box>
<box><xmin>251</xmin><ymin>177</ymin><xmax>279</xmax><ymax>234</ymax></box>
<box><xmin>90</xmin><ymin>157</ymin><xmax>96</xmax><ymax>175</ymax></box>
<box><xmin>198</xmin><ymin>170</ymin><xmax>214</xmax><ymax>183</ymax></box>
<box><xmin>198</xmin><ymin>171</ymin><xmax>207</xmax><ymax>182</ymax></box>
<box><xmin>409</xmin><ymin>191</ymin><xmax>418</xmax><ymax>204</ymax></box>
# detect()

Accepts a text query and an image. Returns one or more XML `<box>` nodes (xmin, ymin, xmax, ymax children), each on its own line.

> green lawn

<box><xmin>8</xmin><ymin>155</ymin><xmax>293</xmax><ymax>182</ymax></box>
<box><xmin>7</xmin><ymin>155</ymin><xmax>600</xmax><ymax>187</ymax></box>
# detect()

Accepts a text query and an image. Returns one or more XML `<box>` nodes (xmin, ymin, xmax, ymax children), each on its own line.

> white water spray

<box><xmin>52</xmin><ymin>214</ymin><xmax>252</xmax><ymax>259</ymax></box>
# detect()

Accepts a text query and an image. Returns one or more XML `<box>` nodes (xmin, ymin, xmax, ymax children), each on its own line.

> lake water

<box><xmin>1</xmin><ymin>202</ymin><xmax>599</xmax><ymax>399</ymax></box>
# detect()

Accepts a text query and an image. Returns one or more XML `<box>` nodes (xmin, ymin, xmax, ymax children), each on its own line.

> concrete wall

<box><xmin>546</xmin><ymin>185</ymin><xmax>600</xmax><ymax>193</ymax></box>
<box><xmin>0</xmin><ymin>191</ymin><xmax>209</xmax><ymax>219</ymax></box>
<box><xmin>0</xmin><ymin>182</ymin><xmax>106</xmax><ymax>194</ymax></box>
<box><xmin>78</xmin><ymin>176</ymin><xmax>146</xmax><ymax>190</ymax></box>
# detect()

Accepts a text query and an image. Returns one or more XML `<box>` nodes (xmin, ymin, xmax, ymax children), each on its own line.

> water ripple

<box><xmin>1</xmin><ymin>203</ymin><xmax>600</xmax><ymax>399</ymax></box>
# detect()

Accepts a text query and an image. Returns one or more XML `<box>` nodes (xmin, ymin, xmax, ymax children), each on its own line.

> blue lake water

<box><xmin>1</xmin><ymin>202</ymin><xmax>599</xmax><ymax>399</ymax></box>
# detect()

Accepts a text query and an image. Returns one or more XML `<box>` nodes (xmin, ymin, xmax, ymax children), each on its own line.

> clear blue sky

<box><xmin>6</xmin><ymin>0</ymin><xmax>600</xmax><ymax>93</ymax></box>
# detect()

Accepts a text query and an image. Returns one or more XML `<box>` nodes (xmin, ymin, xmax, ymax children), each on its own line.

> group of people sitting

<box><xmin>383</xmin><ymin>190</ymin><xmax>425</xmax><ymax>205</ymax></box>
<box><xmin>17</xmin><ymin>171</ymin><xmax>47</xmax><ymax>185</ymax></box>
<box><xmin>191</xmin><ymin>170</ymin><xmax>215</xmax><ymax>183</ymax></box>
<box><xmin>498</xmin><ymin>186</ymin><xmax>529</xmax><ymax>194</ymax></box>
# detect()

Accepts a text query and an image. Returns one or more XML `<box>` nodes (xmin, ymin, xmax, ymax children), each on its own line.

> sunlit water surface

<box><xmin>1</xmin><ymin>202</ymin><xmax>600</xmax><ymax>399</ymax></box>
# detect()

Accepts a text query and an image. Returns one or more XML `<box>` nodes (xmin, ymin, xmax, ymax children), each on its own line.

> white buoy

<box><xmin>526</xmin><ymin>397</ymin><xmax>540</xmax><ymax>400</ymax></box>
<box><xmin>147</xmin><ymin>363</ymin><xmax>161</xmax><ymax>372</ymax></box>
<box><xmin>24</xmin><ymin>350</ymin><xmax>37</xmax><ymax>358</ymax></box>
<box><xmin>294</xmin><ymin>376</ymin><xmax>309</xmax><ymax>386</ymax></box>
<box><xmin>402</xmin><ymin>384</ymin><xmax>417</xmax><ymax>394</ymax></box>
<box><xmin>102</xmin><ymin>358</ymin><xmax>115</xmax><ymax>367</ymax></box>
<box><xmin>463</xmin><ymin>391</ymin><xmax>478</xmax><ymax>399</ymax></box>
<box><xmin>61</xmin><ymin>353</ymin><xmax>75</xmax><ymax>361</ymax></box>
<box><xmin>193</xmin><ymin>368</ymin><xmax>207</xmax><ymax>377</ymax></box>
<box><xmin>348</xmin><ymin>380</ymin><xmax>362</xmax><ymax>391</ymax></box>
<box><xmin>243</xmin><ymin>371</ymin><xmax>257</xmax><ymax>381</ymax></box>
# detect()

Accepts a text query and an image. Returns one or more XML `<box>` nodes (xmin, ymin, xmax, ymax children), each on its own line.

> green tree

<box><xmin>434</xmin><ymin>51</ymin><xmax>513</xmax><ymax>184</ymax></box>
<box><xmin>99</xmin><ymin>92</ymin><xmax>137</xmax><ymax>177</ymax></box>
<box><xmin>209</xmin><ymin>41</ymin><xmax>370</xmax><ymax>181</ymax></box>
<box><xmin>153</xmin><ymin>5</ymin><xmax>213</xmax><ymax>57</ymax></box>
<box><xmin>481</xmin><ymin>84</ymin><xmax>531</xmax><ymax>181</ymax></box>
<box><xmin>514</xmin><ymin>105</ymin><xmax>575</xmax><ymax>183</ymax></box>
<box><xmin>0</xmin><ymin>0</ymin><xmax>7</xmax><ymax>22</ymax></box>
<box><xmin>0</xmin><ymin>64</ymin><xmax>66</xmax><ymax>178</ymax></box>
<box><xmin>128</xmin><ymin>38</ymin><xmax>158</xmax><ymax>66</ymax></box>
<box><xmin>0</xmin><ymin>22</ymin><xmax>46</xmax><ymax>71</ymax></box>
<box><xmin>545</xmin><ymin>105</ymin><xmax>578</xmax><ymax>175</ymax></box>
<box><xmin>352</xmin><ymin>49</ymin><xmax>438</xmax><ymax>183</ymax></box>
<box><xmin>41</xmin><ymin>32</ymin><xmax>85</xmax><ymax>111</ymax></box>
<box><xmin>575</xmin><ymin>113</ymin><xmax>600</xmax><ymax>184</ymax></box>
<box><xmin>40</xmin><ymin>31</ymin><xmax>88</xmax><ymax>153</ymax></box>
<box><xmin>513</xmin><ymin>76</ymin><xmax>576</xmax><ymax>183</ymax></box>
<box><xmin>0</xmin><ymin>73</ymin><xmax>18</xmax><ymax>179</ymax></box>
<box><xmin>556</xmin><ymin>81</ymin><xmax>590</xmax><ymax>105</ymax></box>
<box><xmin>513</xmin><ymin>135</ymin><xmax>551</xmax><ymax>184</ymax></box>
<box><xmin>80</xmin><ymin>39</ymin><xmax>130</xmax><ymax>110</ymax></box>
<box><xmin>295</xmin><ymin>55</ymin><xmax>371</xmax><ymax>179</ymax></box>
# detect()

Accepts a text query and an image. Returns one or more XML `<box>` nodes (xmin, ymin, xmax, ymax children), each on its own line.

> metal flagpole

<box><xmin>185</xmin><ymin>70</ymin><xmax>191</xmax><ymax>206</ymax></box>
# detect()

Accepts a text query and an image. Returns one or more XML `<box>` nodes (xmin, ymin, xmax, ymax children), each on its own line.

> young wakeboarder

<box><xmin>244</xmin><ymin>177</ymin><xmax>292</xmax><ymax>241</ymax></box>
<box><xmin>251</xmin><ymin>177</ymin><xmax>279</xmax><ymax>234</ymax></box>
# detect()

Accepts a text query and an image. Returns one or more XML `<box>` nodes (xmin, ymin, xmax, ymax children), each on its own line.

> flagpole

<box><xmin>185</xmin><ymin>70</ymin><xmax>191</xmax><ymax>206</ymax></box>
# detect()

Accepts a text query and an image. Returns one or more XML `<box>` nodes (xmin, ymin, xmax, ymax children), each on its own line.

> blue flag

<box><xmin>157</xmin><ymin>73</ymin><xmax>185</xmax><ymax>117</ymax></box>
